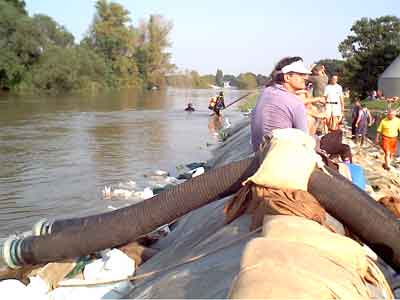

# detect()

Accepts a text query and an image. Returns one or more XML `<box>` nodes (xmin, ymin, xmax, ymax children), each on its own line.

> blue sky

<box><xmin>25</xmin><ymin>0</ymin><xmax>399</xmax><ymax>75</ymax></box>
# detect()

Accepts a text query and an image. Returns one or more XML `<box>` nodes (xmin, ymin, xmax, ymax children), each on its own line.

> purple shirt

<box><xmin>251</xmin><ymin>84</ymin><xmax>308</xmax><ymax>152</ymax></box>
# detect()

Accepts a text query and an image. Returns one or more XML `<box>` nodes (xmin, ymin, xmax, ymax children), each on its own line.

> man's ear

<box><xmin>283</xmin><ymin>73</ymin><xmax>290</xmax><ymax>83</ymax></box>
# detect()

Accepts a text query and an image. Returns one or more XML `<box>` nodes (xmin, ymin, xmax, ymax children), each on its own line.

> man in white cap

<box><xmin>251</xmin><ymin>56</ymin><xmax>311</xmax><ymax>152</ymax></box>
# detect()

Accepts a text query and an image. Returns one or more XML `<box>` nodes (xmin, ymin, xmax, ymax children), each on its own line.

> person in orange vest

<box><xmin>208</xmin><ymin>96</ymin><xmax>217</xmax><ymax>111</ymax></box>
<box><xmin>208</xmin><ymin>92</ymin><xmax>225</xmax><ymax>117</ymax></box>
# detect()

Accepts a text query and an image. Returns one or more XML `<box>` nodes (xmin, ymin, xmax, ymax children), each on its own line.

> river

<box><xmin>0</xmin><ymin>88</ymin><xmax>248</xmax><ymax>243</ymax></box>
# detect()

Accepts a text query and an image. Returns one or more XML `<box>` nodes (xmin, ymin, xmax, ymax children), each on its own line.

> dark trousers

<box><xmin>351</xmin><ymin>119</ymin><xmax>357</xmax><ymax>138</ymax></box>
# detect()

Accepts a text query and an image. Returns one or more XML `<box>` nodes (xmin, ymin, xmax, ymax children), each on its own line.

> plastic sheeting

<box><xmin>128</xmin><ymin>197</ymin><xmax>258</xmax><ymax>298</ymax></box>
<box><xmin>128</xmin><ymin>118</ymin><xmax>258</xmax><ymax>298</ymax></box>
<box><xmin>128</xmin><ymin>116</ymin><xmax>386</xmax><ymax>299</ymax></box>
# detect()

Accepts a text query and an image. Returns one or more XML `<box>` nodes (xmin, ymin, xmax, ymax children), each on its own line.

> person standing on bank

<box><xmin>307</xmin><ymin>65</ymin><xmax>329</xmax><ymax>134</ymax></box>
<box><xmin>308</xmin><ymin>64</ymin><xmax>328</xmax><ymax>98</ymax></box>
<box><xmin>251</xmin><ymin>56</ymin><xmax>310</xmax><ymax>152</ymax></box>
<box><xmin>355</xmin><ymin>103</ymin><xmax>372</xmax><ymax>146</ymax></box>
<box><xmin>324</xmin><ymin>75</ymin><xmax>344</xmax><ymax>131</ymax></box>
<box><xmin>375</xmin><ymin>110</ymin><xmax>400</xmax><ymax>170</ymax></box>
<box><xmin>351</xmin><ymin>100</ymin><xmax>362</xmax><ymax>139</ymax></box>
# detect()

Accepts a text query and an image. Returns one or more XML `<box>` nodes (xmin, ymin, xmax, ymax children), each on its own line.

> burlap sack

<box><xmin>378</xmin><ymin>196</ymin><xmax>400</xmax><ymax>218</ymax></box>
<box><xmin>244</xmin><ymin>129</ymin><xmax>318</xmax><ymax>191</ymax></box>
<box><xmin>229</xmin><ymin>238</ymin><xmax>370</xmax><ymax>299</ymax></box>
<box><xmin>224</xmin><ymin>185</ymin><xmax>329</xmax><ymax>231</ymax></box>
<box><xmin>262</xmin><ymin>215</ymin><xmax>368</xmax><ymax>276</ymax></box>
<box><xmin>228</xmin><ymin>215</ymin><xmax>393</xmax><ymax>299</ymax></box>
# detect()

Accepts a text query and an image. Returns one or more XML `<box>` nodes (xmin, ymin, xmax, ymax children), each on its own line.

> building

<box><xmin>378</xmin><ymin>55</ymin><xmax>400</xmax><ymax>97</ymax></box>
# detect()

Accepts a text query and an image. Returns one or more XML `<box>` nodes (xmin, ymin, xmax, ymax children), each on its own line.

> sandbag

<box><xmin>262</xmin><ymin>215</ymin><xmax>369</xmax><ymax>276</ymax></box>
<box><xmin>224</xmin><ymin>185</ymin><xmax>328</xmax><ymax>231</ymax></box>
<box><xmin>378</xmin><ymin>196</ymin><xmax>400</xmax><ymax>218</ymax></box>
<box><xmin>229</xmin><ymin>239</ymin><xmax>372</xmax><ymax>299</ymax></box>
<box><xmin>244</xmin><ymin>128</ymin><xmax>318</xmax><ymax>191</ymax></box>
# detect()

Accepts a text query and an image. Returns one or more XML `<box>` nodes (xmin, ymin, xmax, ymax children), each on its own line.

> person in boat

<box><xmin>251</xmin><ymin>56</ymin><xmax>310</xmax><ymax>152</ymax></box>
<box><xmin>375</xmin><ymin>109</ymin><xmax>400</xmax><ymax>170</ymax></box>
<box><xmin>184</xmin><ymin>103</ymin><xmax>195</xmax><ymax>112</ymax></box>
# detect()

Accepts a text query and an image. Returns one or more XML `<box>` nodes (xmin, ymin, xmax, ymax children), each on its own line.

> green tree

<box><xmin>0</xmin><ymin>1</ymin><xmax>79</xmax><ymax>91</ymax></box>
<box><xmin>4</xmin><ymin>0</ymin><xmax>26</xmax><ymax>14</ymax></box>
<box><xmin>32</xmin><ymin>14</ymin><xmax>75</xmax><ymax>48</ymax></box>
<box><xmin>0</xmin><ymin>1</ymin><xmax>41</xmax><ymax>89</ymax></box>
<box><xmin>338</xmin><ymin>16</ymin><xmax>400</xmax><ymax>96</ymax></box>
<box><xmin>215</xmin><ymin>69</ymin><xmax>223</xmax><ymax>87</ymax></box>
<box><xmin>256</xmin><ymin>74</ymin><xmax>269</xmax><ymax>87</ymax></box>
<box><xmin>235</xmin><ymin>73</ymin><xmax>257</xmax><ymax>89</ymax></box>
<box><xmin>136</xmin><ymin>15</ymin><xmax>174</xmax><ymax>89</ymax></box>
<box><xmin>84</xmin><ymin>0</ymin><xmax>140</xmax><ymax>87</ymax></box>
<box><xmin>200</xmin><ymin>74</ymin><xmax>216</xmax><ymax>86</ymax></box>
<box><xmin>25</xmin><ymin>46</ymin><xmax>109</xmax><ymax>94</ymax></box>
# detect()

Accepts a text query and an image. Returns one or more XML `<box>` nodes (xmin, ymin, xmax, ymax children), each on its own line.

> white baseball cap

<box><xmin>280</xmin><ymin>60</ymin><xmax>311</xmax><ymax>75</ymax></box>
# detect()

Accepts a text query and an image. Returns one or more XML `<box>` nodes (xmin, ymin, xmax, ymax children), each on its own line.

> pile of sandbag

<box><xmin>224</xmin><ymin>128</ymin><xmax>393</xmax><ymax>298</ymax></box>
<box><xmin>229</xmin><ymin>215</ymin><xmax>393</xmax><ymax>299</ymax></box>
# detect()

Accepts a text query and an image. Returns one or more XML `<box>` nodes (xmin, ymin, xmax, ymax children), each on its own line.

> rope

<box><xmin>57</xmin><ymin>227</ymin><xmax>262</xmax><ymax>288</ymax></box>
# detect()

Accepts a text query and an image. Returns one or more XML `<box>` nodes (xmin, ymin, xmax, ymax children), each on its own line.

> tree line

<box><xmin>315</xmin><ymin>15</ymin><xmax>400</xmax><ymax>99</ymax></box>
<box><xmin>166</xmin><ymin>69</ymin><xmax>269</xmax><ymax>90</ymax></box>
<box><xmin>1</xmin><ymin>0</ymin><xmax>398</xmax><ymax>96</ymax></box>
<box><xmin>0</xmin><ymin>0</ymin><xmax>174</xmax><ymax>94</ymax></box>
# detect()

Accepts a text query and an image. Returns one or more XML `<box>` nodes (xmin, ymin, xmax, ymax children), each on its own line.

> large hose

<box><xmin>308</xmin><ymin>168</ymin><xmax>400</xmax><ymax>271</ymax></box>
<box><xmin>2</xmin><ymin>156</ymin><xmax>259</xmax><ymax>268</ymax></box>
<box><xmin>2</xmin><ymin>155</ymin><xmax>400</xmax><ymax>272</ymax></box>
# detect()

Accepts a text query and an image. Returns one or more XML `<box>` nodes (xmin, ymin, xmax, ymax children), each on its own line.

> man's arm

<box><xmin>340</xmin><ymin>95</ymin><xmax>345</xmax><ymax>113</ymax></box>
<box><xmin>367</xmin><ymin>110</ymin><xmax>373</xmax><ymax>126</ymax></box>
<box><xmin>375</xmin><ymin>121</ymin><xmax>383</xmax><ymax>144</ymax></box>
<box><xmin>375</xmin><ymin>132</ymin><xmax>381</xmax><ymax>144</ymax></box>
<box><xmin>355</xmin><ymin>111</ymin><xmax>362</xmax><ymax>127</ymax></box>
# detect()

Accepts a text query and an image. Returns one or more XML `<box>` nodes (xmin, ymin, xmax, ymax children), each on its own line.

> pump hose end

<box><xmin>1</xmin><ymin>236</ymin><xmax>24</xmax><ymax>269</ymax></box>
<box><xmin>32</xmin><ymin>219</ymin><xmax>53</xmax><ymax>236</ymax></box>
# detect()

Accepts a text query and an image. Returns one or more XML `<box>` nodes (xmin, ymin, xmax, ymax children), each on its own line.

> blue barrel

<box><xmin>347</xmin><ymin>163</ymin><xmax>366</xmax><ymax>191</ymax></box>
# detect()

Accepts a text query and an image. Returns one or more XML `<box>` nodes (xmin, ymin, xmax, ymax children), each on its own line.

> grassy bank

<box><xmin>360</xmin><ymin>100</ymin><xmax>389</xmax><ymax>111</ymax></box>
<box><xmin>238</xmin><ymin>92</ymin><xmax>260</xmax><ymax>112</ymax></box>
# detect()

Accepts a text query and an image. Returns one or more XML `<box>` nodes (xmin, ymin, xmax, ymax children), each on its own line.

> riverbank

<box><xmin>0</xmin><ymin>113</ymin><xmax>398</xmax><ymax>298</ymax></box>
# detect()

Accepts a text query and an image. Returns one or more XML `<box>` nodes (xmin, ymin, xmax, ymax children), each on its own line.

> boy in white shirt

<box><xmin>324</xmin><ymin>75</ymin><xmax>344</xmax><ymax>131</ymax></box>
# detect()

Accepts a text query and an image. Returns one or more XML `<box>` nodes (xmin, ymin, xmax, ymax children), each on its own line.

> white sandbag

<box><xmin>49</xmin><ymin>280</ymin><xmax>133</xmax><ymax>300</ymax></box>
<box><xmin>190</xmin><ymin>167</ymin><xmax>205</xmax><ymax>178</ymax></box>
<box><xmin>28</xmin><ymin>275</ymin><xmax>50</xmax><ymax>295</ymax></box>
<box><xmin>0</xmin><ymin>279</ymin><xmax>47</xmax><ymax>300</ymax></box>
<box><xmin>244</xmin><ymin>128</ymin><xmax>318</xmax><ymax>191</ymax></box>
<box><xmin>83</xmin><ymin>249</ymin><xmax>135</xmax><ymax>281</ymax></box>
<box><xmin>50</xmin><ymin>249</ymin><xmax>135</xmax><ymax>300</ymax></box>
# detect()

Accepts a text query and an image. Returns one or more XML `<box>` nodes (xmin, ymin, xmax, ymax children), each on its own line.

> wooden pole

<box><xmin>209</xmin><ymin>92</ymin><xmax>254</xmax><ymax>116</ymax></box>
